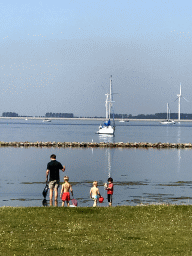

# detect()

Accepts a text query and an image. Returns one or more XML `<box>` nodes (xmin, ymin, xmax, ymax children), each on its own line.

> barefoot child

<box><xmin>105</xmin><ymin>177</ymin><xmax>114</xmax><ymax>206</ymax></box>
<box><xmin>60</xmin><ymin>176</ymin><xmax>73</xmax><ymax>207</ymax></box>
<box><xmin>90</xmin><ymin>181</ymin><xmax>101</xmax><ymax>207</ymax></box>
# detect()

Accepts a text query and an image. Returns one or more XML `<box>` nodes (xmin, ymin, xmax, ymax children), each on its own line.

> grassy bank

<box><xmin>1</xmin><ymin>205</ymin><xmax>192</xmax><ymax>255</ymax></box>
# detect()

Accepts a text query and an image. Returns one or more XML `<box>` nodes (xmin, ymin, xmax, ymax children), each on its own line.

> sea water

<box><xmin>0</xmin><ymin>119</ymin><xmax>192</xmax><ymax>207</ymax></box>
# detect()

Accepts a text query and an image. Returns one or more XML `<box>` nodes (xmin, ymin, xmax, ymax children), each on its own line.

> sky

<box><xmin>0</xmin><ymin>0</ymin><xmax>192</xmax><ymax>117</ymax></box>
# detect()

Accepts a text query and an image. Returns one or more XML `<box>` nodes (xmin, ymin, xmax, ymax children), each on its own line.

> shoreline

<box><xmin>1</xmin><ymin>116</ymin><xmax>192</xmax><ymax>122</ymax></box>
<box><xmin>0</xmin><ymin>203</ymin><xmax>189</xmax><ymax>208</ymax></box>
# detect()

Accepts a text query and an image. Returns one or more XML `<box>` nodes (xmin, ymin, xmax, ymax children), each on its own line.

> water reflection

<box><xmin>177</xmin><ymin>125</ymin><xmax>181</xmax><ymax>143</ymax></box>
<box><xmin>177</xmin><ymin>149</ymin><xmax>181</xmax><ymax>174</ymax></box>
<box><xmin>106</xmin><ymin>149</ymin><xmax>112</xmax><ymax>178</ymax></box>
<box><xmin>177</xmin><ymin>126</ymin><xmax>181</xmax><ymax>174</ymax></box>
<box><xmin>98</xmin><ymin>134</ymin><xmax>115</xmax><ymax>143</ymax></box>
<box><xmin>42</xmin><ymin>199</ymin><xmax>48</xmax><ymax>206</ymax></box>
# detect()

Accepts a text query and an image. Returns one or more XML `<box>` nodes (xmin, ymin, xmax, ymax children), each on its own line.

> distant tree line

<box><xmin>2</xmin><ymin>112</ymin><xmax>192</xmax><ymax>119</ymax></box>
<box><xmin>1</xmin><ymin>112</ymin><xmax>74</xmax><ymax>118</ymax></box>
<box><xmin>136</xmin><ymin>113</ymin><xmax>192</xmax><ymax>119</ymax></box>
<box><xmin>111</xmin><ymin>113</ymin><xmax>192</xmax><ymax>119</ymax></box>
<box><xmin>2</xmin><ymin>112</ymin><xmax>18</xmax><ymax>117</ymax></box>
<box><xmin>115</xmin><ymin>113</ymin><xmax>192</xmax><ymax>119</ymax></box>
<box><xmin>113</xmin><ymin>114</ymin><xmax>131</xmax><ymax>119</ymax></box>
<box><xmin>45</xmin><ymin>113</ymin><xmax>74</xmax><ymax>118</ymax></box>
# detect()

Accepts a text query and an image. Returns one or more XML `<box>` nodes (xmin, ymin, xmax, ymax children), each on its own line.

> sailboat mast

<box><xmin>167</xmin><ymin>103</ymin><xmax>169</xmax><ymax>120</ymax></box>
<box><xmin>110</xmin><ymin>75</ymin><xmax>115</xmax><ymax>126</ymax></box>
<box><xmin>105</xmin><ymin>94</ymin><xmax>108</xmax><ymax>119</ymax></box>
<box><xmin>109</xmin><ymin>76</ymin><xmax>112</xmax><ymax>119</ymax></box>
<box><xmin>177</xmin><ymin>83</ymin><xmax>181</xmax><ymax>121</ymax></box>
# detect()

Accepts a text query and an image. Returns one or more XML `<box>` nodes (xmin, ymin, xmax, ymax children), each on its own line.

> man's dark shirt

<box><xmin>47</xmin><ymin>160</ymin><xmax>63</xmax><ymax>181</ymax></box>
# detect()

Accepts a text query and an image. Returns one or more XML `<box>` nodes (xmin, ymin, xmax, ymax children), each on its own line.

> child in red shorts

<box><xmin>60</xmin><ymin>176</ymin><xmax>73</xmax><ymax>207</ymax></box>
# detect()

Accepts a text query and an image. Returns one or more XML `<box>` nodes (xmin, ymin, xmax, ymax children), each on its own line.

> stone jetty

<box><xmin>0</xmin><ymin>141</ymin><xmax>192</xmax><ymax>148</ymax></box>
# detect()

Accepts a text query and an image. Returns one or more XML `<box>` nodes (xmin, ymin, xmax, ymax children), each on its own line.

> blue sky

<box><xmin>0</xmin><ymin>0</ymin><xmax>192</xmax><ymax>116</ymax></box>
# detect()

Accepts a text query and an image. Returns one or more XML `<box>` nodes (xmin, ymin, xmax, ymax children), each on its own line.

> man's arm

<box><xmin>62</xmin><ymin>165</ymin><xmax>66</xmax><ymax>172</ymax></box>
<box><xmin>46</xmin><ymin>169</ymin><xmax>49</xmax><ymax>182</ymax></box>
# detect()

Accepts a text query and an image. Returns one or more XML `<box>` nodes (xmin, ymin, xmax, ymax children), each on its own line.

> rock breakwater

<box><xmin>0</xmin><ymin>141</ymin><xmax>192</xmax><ymax>148</ymax></box>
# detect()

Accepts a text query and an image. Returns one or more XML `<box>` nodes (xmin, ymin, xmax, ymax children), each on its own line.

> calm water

<box><xmin>1</xmin><ymin>119</ymin><xmax>192</xmax><ymax>207</ymax></box>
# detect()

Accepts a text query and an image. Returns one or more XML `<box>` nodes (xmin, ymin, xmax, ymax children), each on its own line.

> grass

<box><xmin>1</xmin><ymin>205</ymin><xmax>192</xmax><ymax>255</ymax></box>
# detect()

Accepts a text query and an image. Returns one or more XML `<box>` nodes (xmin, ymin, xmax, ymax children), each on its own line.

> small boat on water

<box><xmin>42</xmin><ymin>119</ymin><xmax>51</xmax><ymax>122</ymax></box>
<box><xmin>160</xmin><ymin>103</ymin><xmax>175</xmax><ymax>125</ymax></box>
<box><xmin>119</xmin><ymin>114</ymin><xmax>129</xmax><ymax>123</ymax></box>
<box><xmin>97</xmin><ymin>76</ymin><xmax>115</xmax><ymax>135</ymax></box>
<box><xmin>160</xmin><ymin>119</ymin><xmax>175</xmax><ymax>125</ymax></box>
<box><xmin>119</xmin><ymin>115</ymin><xmax>125</xmax><ymax>123</ymax></box>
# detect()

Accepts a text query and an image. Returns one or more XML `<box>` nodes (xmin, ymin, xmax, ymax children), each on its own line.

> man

<box><xmin>46</xmin><ymin>154</ymin><xmax>65</xmax><ymax>203</ymax></box>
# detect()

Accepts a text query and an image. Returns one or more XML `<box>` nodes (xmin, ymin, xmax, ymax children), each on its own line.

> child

<box><xmin>90</xmin><ymin>181</ymin><xmax>101</xmax><ymax>207</ymax></box>
<box><xmin>105</xmin><ymin>177</ymin><xmax>114</xmax><ymax>206</ymax></box>
<box><xmin>60</xmin><ymin>176</ymin><xmax>73</xmax><ymax>207</ymax></box>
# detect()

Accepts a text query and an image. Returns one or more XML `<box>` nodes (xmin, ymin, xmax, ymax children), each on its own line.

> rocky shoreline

<box><xmin>0</xmin><ymin>141</ymin><xmax>192</xmax><ymax>148</ymax></box>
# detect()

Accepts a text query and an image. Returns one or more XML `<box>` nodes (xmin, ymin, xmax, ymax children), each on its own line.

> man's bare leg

<box><xmin>49</xmin><ymin>188</ymin><xmax>53</xmax><ymax>206</ymax></box>
<box><xmin>54</xmin><ymin>187</ymin><xmax>58</xmax><ymax>201</ymax></box>
<box><xmin>49</xmin><ymin>188</ymin><xmax>53</xmax><ymax>201</ymax></box>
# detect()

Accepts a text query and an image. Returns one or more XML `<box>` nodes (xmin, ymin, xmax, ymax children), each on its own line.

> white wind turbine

<box><xmin>175</xmin><ymin>83</ymin><xmax>188</xmax><ymax>121</ymax></box>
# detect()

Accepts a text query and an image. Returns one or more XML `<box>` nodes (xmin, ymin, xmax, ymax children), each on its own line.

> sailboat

<box><xmin>97</xmin><ymin>76</ymin><xmax>115</xmax><ymax>135</ymax></box>
<box><xmin>119</xmin><ymin>114</ymin><xmax>125</xmax><ymax>123</ymax></box>
<box><xmin>42</xmin><ymin>119</ymin><xmax>51</xmax><ymax>122</ymax></box>
<box><xmin>174</xmin><ymin>83</ymin><xmax>188</xmax><ymax>123</ymax></box>
<box><xmin>119</xmin><ymin>114</ymin><xmax>129</xmax><ymax>123</ymax></box>
<box><xmin>160</xmin><ymin>103</ymin><xmax>175</xmax><ymax>125</ymax></box>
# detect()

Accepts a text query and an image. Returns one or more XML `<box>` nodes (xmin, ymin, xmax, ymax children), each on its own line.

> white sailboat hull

<box><xmin>43</xmin><ymin>119</ymin><xmax>51</xmax><ymax>122</ymax></box>
<box><xmin>160</xmin><ymin>120</ymin><xmax>175</xmax><ymax>125</ymax></box>
<box><xmin>97</xmin><ymin>125</ymin><xmax>115</xmax><ymax>134</ymax></box>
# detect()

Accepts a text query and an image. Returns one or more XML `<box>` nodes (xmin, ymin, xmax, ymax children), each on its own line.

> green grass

<box><xmin>1</xmin><ymin>205</ymin><xmax>192</xmax><ymax>255</ymax></box>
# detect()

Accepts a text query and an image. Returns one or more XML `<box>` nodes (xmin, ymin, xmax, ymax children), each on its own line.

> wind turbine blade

<box><xmin>174</xmin><ymin>97</ymin><xmax>179</xmax><ymax>102</ymax></box>
<box><xmin>182</xmin><ymin>96</ymin><xmax>189</xmax><ymax>102</ymax></box>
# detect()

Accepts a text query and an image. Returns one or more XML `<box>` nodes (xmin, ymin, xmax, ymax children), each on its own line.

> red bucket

<box><xmin>99</xmin><ymin>196</ymin><xmax>104</xmax><ymax>203</ymax></box>
<box><xmin>71</xmin><ymin>198</ymin><xmax>78</xmax><ymax>206</ymax></box>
